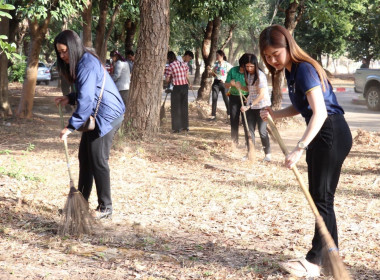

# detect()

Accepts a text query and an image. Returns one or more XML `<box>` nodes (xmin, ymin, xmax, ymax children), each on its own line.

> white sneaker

<box><xmin>264</xmin><ymin>154</ymin><xmax>271</xmax><ymax>162</ymax></box>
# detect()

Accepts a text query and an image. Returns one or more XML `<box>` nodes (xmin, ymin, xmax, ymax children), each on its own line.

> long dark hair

<box><xmin>54</xmin><ymin>30</ymin><xmax>99</xmax><ymax>83</ymax></box>
<box><xmin>167</xmin><ymin>51</ymin><xmax>177</xmax><ymax>64</ymax></box>
<box><xmin>259</xmin><ymin>24</ymin><xmax>328</xmax><ymax>91</ymax></box>
<box><xmin>216</xmin><ymin>49</ymin><xmax>227</xmax><ymax>61</ymax></box>
<box><xmin>243</xmin><ymin>53</ymin><xmax>261</xmax><ymax>86</ymax></box>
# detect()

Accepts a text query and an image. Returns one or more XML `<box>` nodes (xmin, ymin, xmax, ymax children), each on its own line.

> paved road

<box><xmin>177</xmin><ymin>86</ymin><xmax>380</xmax><ymax>132</ymax></box>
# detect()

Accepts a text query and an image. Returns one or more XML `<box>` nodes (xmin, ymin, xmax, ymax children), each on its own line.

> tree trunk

<box><xmin>193</xmin><ymin>47</ymin><xmax>201</xmax><ymax>85</ymax></box>
<box><xmin>269</xmin><ymin>0</ymin><xmax>306</xmax><ymax>110</ymax></box>
<box><xmin>197</xmin><ymin>17</ymin><xmax>221</xmax><ymax>102</ymax></box>
<box><xmin>99</xmin><ymin>2</ymin><xmax>121</xmax><ymax>62</ymax></box>
<box><xmin>124</xmin><ymin>19</ymin><xmax>137</xmax><ymax>53</ymax></box>
<box><xmin>230</xmin><ymin>41</ymin><xmax>242</xmax><ymax>65</ymax></box>
<box><xmin>17</xmin><ymin>16</ymin><xmax>52</xmax><ymax>118</ymax></box>
<box><xmin>0</xmin><ymin>17</ymin><xmax>12</xmax><ymax>117</ymax></box>
<box><xmin>94</xmin><ymin>0</ymin><xmax>108</xmax><ymax>57</ymax></box>
<box><xmin>124</xmin><ymin>0</ymin><xmax>170</xmax><ymax>138</ymax></box>
<box><xmin>82</xmin><ymin>0</ymin><xmax>93</xmax><ymax>48</ymax></box>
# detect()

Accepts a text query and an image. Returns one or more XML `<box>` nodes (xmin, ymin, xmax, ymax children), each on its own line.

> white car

<box><xmin>37</xmin><ymin>62</ymin><xmax>51</xmax><ymax>85</ymax></box>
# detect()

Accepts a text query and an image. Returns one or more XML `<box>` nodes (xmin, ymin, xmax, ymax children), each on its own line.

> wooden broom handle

<box><xmin>266</xmin><ymin>114</ymin><xmax>321</xmax><ymax>218</ymax></box>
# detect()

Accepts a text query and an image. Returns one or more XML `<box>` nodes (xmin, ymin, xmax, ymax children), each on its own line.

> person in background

<box><xmin>360</xmin><ymin>58</ymin><xmax>369</xmax><ymax>69</ymax></box>
<box><xmin>240</xmin><ymin>53</ymin><xmax>271</xmax><ymax>161</ymax></box>
<box><xmin>177</xmin><ymin>50</ymin><xmax>194</xmax><ymax>67</ymax></box>
<box><xmin>225</xmin><ymin>53</ymin><xmax>250</xmax><ymax>147</ymax></box>
<box><xmin>259</xmin><ymin>24</ymin><xmax>352</xmax><ymax>277</ymax></box>
<box><xmin>210</xmin><ymin>49</ymin><xmax>232</xmax><ymax>120</ymax></box>
<box><xmin>126</xmin><ymin>50</ymin><xmax>135</xmax><ymax>72</ymax></box>
<box><xmin>165</xmin><ymin>51</ymin><xmax>190</xmax><ymax>133</ymax></box>
<box><xmin>110</xmin><ymin>50</ymin><xmax>130</xmax><ymax>105</ymax></box>
<box><xmin>54</xmin><ymin>30</ymin><xmax>125</xmax><ymax>220</ymax></box>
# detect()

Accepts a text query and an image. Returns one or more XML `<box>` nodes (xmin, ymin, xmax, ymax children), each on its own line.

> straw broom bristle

<box><xmin>58</xmin><ymin>187</ymin><xmax>98</xmax><ymax>236</ymax></box>
<box><xmin>316</xmin><ymin>216</ymin><xmax>352</xmax><ymax>279</ymax></box>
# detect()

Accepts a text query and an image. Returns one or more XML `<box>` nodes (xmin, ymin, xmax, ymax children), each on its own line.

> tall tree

<box><xmin>82</xmin><ymin>0</ymin><xmax>93</xmax><ymax>48</ymax></box>
<box><xmin>124</xmin><ymin>0</ymin><xmax>170</xmax><ymax>138</ymax></box>
<box><xmin>16</xmin><ymin>0</ymin><xmax>86</xmax><ymax>118</ymax></box>
<box><xmin>0</xmin><ymin>1</ymin><xmax>16</xmax><ymax>117</ymax></box>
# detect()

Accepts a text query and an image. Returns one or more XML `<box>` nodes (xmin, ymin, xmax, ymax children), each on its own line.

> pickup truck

<box><xmin>354</xmin><ymin>68</ymin><xmax>380</xmax><ymax>111</ymax></box>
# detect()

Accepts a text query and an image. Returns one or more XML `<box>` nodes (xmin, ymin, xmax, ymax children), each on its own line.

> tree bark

<box><xmin>197</xmin><ymin>17</ymin><xmax>221</xmax><ymax>102</ymax></box>
<box><xmin>94</xmin><ymin>0</ymin><xmax>108</xmax><ymax>57</ymax></box>
<box><xmin>124</xmin><ymin>19</ymin><xmax>137</xmax><ymax>53</ymax></box>
<box><xmin>99</xmin><ymin>1</ymin><xmax>122</xmax><ymax>62</ymax></box>
<box><xmin>269</xmin><ymin>0</ymin><xmax>306</xmax><ymax>110</ymax></box>
<box><xmin>193</xmin><ymin>47</ymin><xmax>201</xmax><ymax>85</ymax></box>
<box><xmin>0</xmin><ymin>17</ymin><xmax>12</xmax><ymax>117</ymax></box>
<box><xmin>124</xmin><ymin>0</ymin><xmax>170</xmax><ymax>138</ymax></box>
<box><xmin>82</xmin><ymin>0</ymin><xmax>93</xmax><ymax>48</ymax></box>
<box><xmin>17</xmin><ymin>15</ymin><xmax>53</xmax><ymax>118</ymax></box>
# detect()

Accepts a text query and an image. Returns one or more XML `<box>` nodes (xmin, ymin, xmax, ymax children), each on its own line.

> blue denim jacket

<box><xmin>67</xmin><ymin>53</ymin><xmax>125</xmax><ymax>137</ymax></box>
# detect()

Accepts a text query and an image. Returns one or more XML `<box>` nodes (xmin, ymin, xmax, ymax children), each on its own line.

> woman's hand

<box><xmin>60</xmin><ymin>127</ymin><xmax>72</xmax><ymax>140</ymax></box>
<box><xmin>241</xmin><ymin>105</ymin><xmax>250</xmax><ymax>112</ymax></box>
<box><xmin>260</xmin><ymin>106</ymin><xmax>274</xmax><ymax>121</ymax></box>
<box><xmin>235</xmin><ymin>81</ymin><xmax>242</xmax><ymax>90</ymax></box>
<box><xmin>285</xmin><ymin>148</ymin><xmax>304</xmax><ymax>169</ymax></box>
<box><xmin>55</xmin><ymin>96</ymin><xmax>69</xmax><ymax>107</ymax></box>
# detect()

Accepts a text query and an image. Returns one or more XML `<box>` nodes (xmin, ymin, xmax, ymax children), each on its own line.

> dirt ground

<box><xmin>0</xmin><ymin>80</ymin><xmax>379</xmax><ymax>280</ymax></box>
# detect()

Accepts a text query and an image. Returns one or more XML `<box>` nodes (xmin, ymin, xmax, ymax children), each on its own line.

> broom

<box><xmin>238</xmin><ymin>89</ymin><xmax>255</xmax><ymax>161</ymax></box>
<box><xmin>266</xmin><ymin>114</ymin><xmax>351</xmax><ymax>279</ymax></box>
<box><xmin>58</xmin><ymin>104</ymin><xmax>97</xmax><ymax>236</ymax></box>
<box><xmin>160</xmin><ymin>88</ymin><xmax>170</xmax><ymax>123</ymax></box>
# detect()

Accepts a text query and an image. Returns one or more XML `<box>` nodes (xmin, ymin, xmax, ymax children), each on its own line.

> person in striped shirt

<box><xmin>165</xmin><ymin>51</ymin><xmax>191</xmax><ymax>133</ymax></box>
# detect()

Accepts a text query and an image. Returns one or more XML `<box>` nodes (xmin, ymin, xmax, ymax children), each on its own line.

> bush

<box><xmin>8</xmin><ymin>56</ymin><xmax>27</xmax><ymax>83</ymax></box>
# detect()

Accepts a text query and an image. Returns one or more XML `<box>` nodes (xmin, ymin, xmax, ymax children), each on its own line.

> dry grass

<box><xmin>0</xmin><ymin>83</ymin><xmax>378</xmax><ymax>279</ymax></box>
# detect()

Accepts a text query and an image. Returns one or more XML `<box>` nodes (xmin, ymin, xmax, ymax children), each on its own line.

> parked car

<box><xmin>354</xmin><ymin>68</ymin><xmax>380</xmax><ymax>111</ymax></box>
<box><xmin>37</xmin><ymin>62</ymin><xmax>51</xmax><ymax>85</ymax></box>
<box><xmin>49</xmin><ymin>61</ymin><xmax>60</xmax><ymax>80</ymax></box>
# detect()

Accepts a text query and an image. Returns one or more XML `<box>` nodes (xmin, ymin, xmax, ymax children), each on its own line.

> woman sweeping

<box><xmin>259</xmin><ymin>25</ymin><xmax>352</xmax><ymax>277</ymax></box>
<box><xmin>54</xmin><ymin>30</ymin><xmax>125</xmax><ymax>220</ymax></box>
<box><xmin>240</xmin><ymin>53</ymin><xmax>271</xmax><ymax>161</ymax></box>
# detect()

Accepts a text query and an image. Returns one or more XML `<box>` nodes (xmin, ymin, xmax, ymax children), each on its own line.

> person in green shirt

<box><xmin>225</xmin><ymin>53</ymin><xmax>250</xmax><ymax>146</ymax></box>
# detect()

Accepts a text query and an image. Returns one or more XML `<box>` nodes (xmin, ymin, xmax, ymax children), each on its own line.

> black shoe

<box><xmin>95</xmin><ymin>207</ymin><xmax>112</xmax><ymax>220</ymax></box>
<box><xmin>172</xmin><ymin>129</ymin><xmax>180</xmax><ymax>133</ymax></box>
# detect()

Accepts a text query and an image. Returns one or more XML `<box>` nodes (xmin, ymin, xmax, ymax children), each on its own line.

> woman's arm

<box><xmin>285</xmin><ymin>86</ymin><xmax>327</xmax><ymax>168</ymax></box>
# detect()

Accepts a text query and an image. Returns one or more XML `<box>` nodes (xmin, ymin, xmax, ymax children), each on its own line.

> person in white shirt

<box><xmin>210</xmin><ymin>49</ymin><xmax>232</xmax><ymax>120</ymax></box>
<box><xmin>240</xmin><ymin>53</ymin><xmax>271</xmax><ymax>161</ymax></box>
<box><xmin>110</xmin><ymin>50</ymin><xmax>130</xmax><ymax>105</ymax></box>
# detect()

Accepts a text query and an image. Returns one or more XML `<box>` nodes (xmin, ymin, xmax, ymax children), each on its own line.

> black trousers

<box><xmin>211</xmin><ymin>79</ymin><xmax>229</xmax><ymax>116</ymax></box>
<box><xmin>171</xmin><ymin>84</ymin><xmax>189</xmax><ymax>131</ymax></box>
<box><xmin>229</xmin><ymin>95</ymin><xmax>249</xmax><ymax>145</ymax></box>
<box><xmin>305</xmin><ymin>114</ymin><xmax>352</xmax><ymax>265</ymax></box>
<box><xmin>245</xmin><ymin>109</ymin><xmax>270</xmax><ymax>154</ymax></box>
<box><xmin>77</xmin><ymin>122</ymin><xmax>121</xmax><ymax>211</ymax></box>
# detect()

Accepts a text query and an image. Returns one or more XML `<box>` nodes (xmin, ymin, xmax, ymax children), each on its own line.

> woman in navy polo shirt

<box><xmin>259</xmin><ymin>25</ymin><xmax>352</xmax><ymax>277</ymax></box>
<box><xmin>54</xmin><ymin>30</ymin><xmax>125</xmax><ymax>220</ymax></box>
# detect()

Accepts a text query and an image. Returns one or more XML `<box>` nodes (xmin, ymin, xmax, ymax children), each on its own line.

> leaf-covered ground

<box><xmin>0</xmin><ymin>82</ymin><xmax>379</xmax><ymax>279</ymax></box>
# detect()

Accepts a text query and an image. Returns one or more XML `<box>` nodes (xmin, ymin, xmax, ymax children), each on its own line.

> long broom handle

<box><xmin>266</xmin><ymin>114</ymin><xmax>352</xmax><ymax>279</ymax></box>
<box><xmin>58</xmin><ymin>104</ymin><xmax>75</xmax><ymax>186</ymax></box>
<box><xmin>238</xmin><ymin>89</ymin><xmax>252</xmax><ymax>141</ymax></box>
<box><xmin>266</xmin><ymin>115</ymin><xmax>320</xmax><ymax>216</ymax></box>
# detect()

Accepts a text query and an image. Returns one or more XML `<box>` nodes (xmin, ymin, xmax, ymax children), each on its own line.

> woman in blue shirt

<box><xmin>54</xmin><ymin>30</ymin><xmax>125</xmax><ymax>220</ymax></box>
<box><xmin>259</xmin><ymin>25</ymin><xmax>352</xmax><ymax>277</ymax></box>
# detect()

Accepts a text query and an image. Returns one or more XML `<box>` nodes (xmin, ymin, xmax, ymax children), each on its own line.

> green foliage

<box><xmin>346</xmin><ymin>0</ymin><xmax>380</xmax><ymax>62</ymax></box>
<box><xmin>8</xmin><ymin>55</ymin><xmax>27</xmax><ymax>82</ymax></box>
<box><xmin>0</xmin><ymin>1</ymin><xmax>21</xmax><ymax>60</ymax></box>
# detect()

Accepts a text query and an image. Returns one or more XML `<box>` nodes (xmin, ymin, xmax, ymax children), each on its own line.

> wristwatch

<box><xmin>297</xmin><ymin>141</ymin><xmax>307</xmax><ymax>150</ymax></box>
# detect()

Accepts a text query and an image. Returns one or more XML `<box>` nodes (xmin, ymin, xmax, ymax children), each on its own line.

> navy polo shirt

<box><xmin>285</xmin><ymin>62</ymin><xmax>344</xmax><ymax>123</ymax></box>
